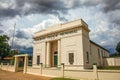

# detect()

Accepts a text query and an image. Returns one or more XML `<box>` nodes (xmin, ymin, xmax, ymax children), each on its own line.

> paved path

<box><xmin>0</xmin><ymin>69</ymin><xmax>51</xmax><ymax>80</ymax></box>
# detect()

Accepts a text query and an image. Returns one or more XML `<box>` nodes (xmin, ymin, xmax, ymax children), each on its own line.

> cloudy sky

<box><xmin>0</xmin><ymin>0</ymin><xmax>120</xmax><ymax>54</ymax></box>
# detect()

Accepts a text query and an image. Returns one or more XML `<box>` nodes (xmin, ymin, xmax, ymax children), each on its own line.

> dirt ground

<box><xmin>0</xmin><ymin>69</ymin><xmax>51</xmax><ymax>80</ymax></box>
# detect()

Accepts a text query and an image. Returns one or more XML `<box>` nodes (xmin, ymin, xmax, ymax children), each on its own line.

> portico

<box><xmin>45</xmin><ymin>40</ymin><xmax>61</xmax><ymax>67</ymax></box>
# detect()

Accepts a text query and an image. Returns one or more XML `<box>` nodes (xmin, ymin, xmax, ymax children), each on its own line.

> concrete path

<box><xmin>0</xmin><ymin>69</ymin><xmax>51</xmax><ymax>80</ymax></box>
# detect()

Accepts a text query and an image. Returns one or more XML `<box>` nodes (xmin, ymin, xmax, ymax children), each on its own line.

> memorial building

<box><xmin>33</xmin><ymin>19</ymin><xmax>109</xmax><ymax>69</ymax></box>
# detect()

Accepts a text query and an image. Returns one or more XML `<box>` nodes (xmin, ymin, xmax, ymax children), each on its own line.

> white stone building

<box><xmin>33</xmin><ymin>19</ymin><xmax>109</xmax><ymax>69</ymax></box>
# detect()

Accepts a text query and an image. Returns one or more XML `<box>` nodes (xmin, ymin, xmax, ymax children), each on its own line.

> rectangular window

<box><xmin>86</xmin><ymin>52</ymin><xmax>89</xmax><ymax>63</ymax></box>
<box><xmin>98</xmin><ymin>49</ymin><xmax>100</xmax><ymax>58</ymax></box>
<box><xmin>37</xmin><ymin>55</ymin><xmax>40</xmax><ymax>65</ymax></box>
<box><xmin>69</xmin><ymin>53</ymin><xmax>74</xmax><ymax>65</ymax></box>
<box><xmin>101</xmin><ymin>50</ymin><xmax>103</xmax><ymax>58</ymax></box>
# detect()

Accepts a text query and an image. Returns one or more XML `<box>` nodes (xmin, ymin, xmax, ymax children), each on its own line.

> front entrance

<box><xmin>54</xmin><ymin>51</ymin><xmax>58</xmax><ymax>67</ymax></box>
<box><xmin>17</xmin><ymin>57</ymin><xmax>24</xmax><ymax>72</ymax></box>
<box><xmin>50</xmin><ymin>40</ymin><xmax>58</xmax><ymax>67</ymax></box>
<box><xmin>14</xmin><ymin>54</ymin><xmax>29</xmax><ymax>73</ymax></box>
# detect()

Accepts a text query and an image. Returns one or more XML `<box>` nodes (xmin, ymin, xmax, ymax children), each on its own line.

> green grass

<box><xmin>51</xmin><ymin>78</ymin><xmax>76</xmax><ymax>80</ymax></box>
<box><xmin>98</xmin><ymin>66</ymin><xmax>120</xmax><ymax>70</ymax></box>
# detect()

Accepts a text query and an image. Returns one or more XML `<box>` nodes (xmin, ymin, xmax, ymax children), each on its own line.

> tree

<box><xmin>0</xmin><ymin>35</ymin><xmax>10</xmax><ymax>60</ymax></box>
<box><xmin>8</xmin><ymin>49</ymin><xmax>19</xmax><ymax>57</ymax></box>
<box><xmin>116</xmin><ymin>41</ymin><xmax>120</xmax><ymax>55</ymax></box>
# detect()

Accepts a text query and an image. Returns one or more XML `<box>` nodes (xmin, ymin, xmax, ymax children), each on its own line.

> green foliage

<box><xmin>0</xmin><ymin>35</ymin><xmax>30</xmax><ymax>63</ymax></box>
<box><xmin>8</xmin><ymin>49</ymin><xmax>19</xmax><ymax>57</ymax></box>
<box><xmin>110</xmin><ymin>53</ymin><xmax>120</xmax><ymax>57</ymax></box>
<box><xmin>116</xmin><ymin>41</ymin><xmax>120</xmax><ymax>55</ymax></box>
<box><xmin>51</xmin><ymin>78</ymin><xmax>76</xmax><ymax>80</ymax></box>
<box><xmin>0</xmin><ymin>35</ymin><xmax>10</xmax><ymax>59</ymax></box>
<box><xmin>18</xmin><ymin>61</ymin><xmax>24</xmax><ymax>67</ymax></box>
<box><xmin>10</xmin><ymin>58</ymin><xmax>14</xmax><ymax>65</ymax></box>
<box><xmin>28</xmin><ymin>55</ymin><xmax>32</xmax><ymax>60</ymax></box>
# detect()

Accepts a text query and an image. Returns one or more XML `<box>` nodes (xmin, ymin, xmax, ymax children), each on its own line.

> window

<box><xmin>101</xmin><ymin>50</ymin><xmax>103</xmax><ymax>58</ymax></box>
<box><xmin>98</xmin><ymin>49</ymin><xmax>100</xmax><ymax>58</ymax></box>
<box><xmin>86</xmin><ymin>52</ymin><xmax>89</xmax><ymax>63</ymax></box>
<box><xmin>69</xmin><ymin>53</ymin><xmax>74</xmax><ymax>65</ymax></box>
<box><xmin>37</xmin><ymin>55</ymin><xmax>40</xmax><ymax>65</ymax></box>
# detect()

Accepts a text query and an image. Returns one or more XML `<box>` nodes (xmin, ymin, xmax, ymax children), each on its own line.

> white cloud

<box><xmin>7</xmin><ymin>15</ymin><xmax>62</xmax><ymax>49</ymax></box>
<box><xmin>0</xmin><ymin>0</ymin><xmax>15</xmax><ymax>9</ymax></box>
<box><xmin>0</xmin><ymin>0</ymin><xmax>120</xmax><ymax>53</ymax></box>
<box><xmin>31</xmin><ymin>16</ymin><xmax>62</xmax><ymax>33</ymax></box>
<box><xmin>61</xmin><ymin>6</ymin><xmax>120</xmax><ymax>53</ymax></box>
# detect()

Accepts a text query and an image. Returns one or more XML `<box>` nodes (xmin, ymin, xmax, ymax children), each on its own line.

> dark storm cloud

<box><xmin>0</xmin><ymin>30</ymin><xmax>4</xmax><ymax>34</ymax></box>
<box><xmin>101</xmin><ymin>0</ymin><xmax>120</xmax><ymax>25</ymax></box>
<box><xmin>102</xmin><ymin>0</ymin><xmax>120</xmax><ymax>12</ymax></box>
<box><xmin>82</xmin><ymin>0</ymin><xmax>120</xmax><ymax>12</ymax></box>
<box><xmin>0</xmin><ymin>8</ymin><xmax>20</xmax><ymax>18</ymax></box>
<box><xmin>0</xmin><ymin>23</ymin><xmax>3</xmax><ymax>27</ymax></box>
<box><xmin>82</xmin><ymin>0</ymin><xmax>120</xmax><ymax>24</ymax></box>
<box><xmin>0</xmin><ymin>0</ymin><xmax>84</xmax><ymax>21</ymax></box>
<box><xmin>15</xmin><ymin>0</ymin><xmax>67</xmax><ymax>14</ymax></box>
<box><xmin>15</xmin><ymin>30</ymin><xmax>29</xmax><ymax>39</ymax></box>
<box><xmin>0</xmin><ymin>0</ymin><xmax>120</xmax><ymax>23</ymax></box>
<box><xmin>0</xmin><ymin>0</ymin><xmax>70</xmax><ymax>21</ymax></box>
<box><xmin>0</xmin><ymin>0</ymin><xmax>120</xmax><ymax>16</ymax></box>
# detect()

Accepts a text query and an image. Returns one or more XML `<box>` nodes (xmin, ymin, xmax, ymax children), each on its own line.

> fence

<box><xmin>104</xmin><ymin>57</ymin><xmax>120</xmax><ymax>66</ymax></box>
<box><xmin>0</xmin><ymin>63</ymin><xmax>120</xmax><ymax>80</ymax></box>
<box><xmin>0</xmin><ymin>63</ymin><xmax>15</xmax><ymax>72</ymax></box>
<box><xmin>26</xmin><ymin>64</ymin><xmax>120</xmax><ymax>80</ymax></box>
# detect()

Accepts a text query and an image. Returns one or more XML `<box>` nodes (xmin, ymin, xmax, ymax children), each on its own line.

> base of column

<box><xmin>45</xmin><ymin>65</ymin><xmax>50</xmax><ymax>68</ymax></box>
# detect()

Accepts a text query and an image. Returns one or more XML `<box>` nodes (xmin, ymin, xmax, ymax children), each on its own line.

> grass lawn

<box><xmin>98</xmin><ymin>66</ymin><xmax>120</xmax><ymax>70</ymax></box>
<box><xmin>51</xmin><ymin>78</ymin><xmax>76</xmax><ymax>80</ymax></box>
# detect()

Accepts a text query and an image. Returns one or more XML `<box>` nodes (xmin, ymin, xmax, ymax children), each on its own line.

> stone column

<box><xmin>23</xmin><ymin>55</ymin><xmax>28</xmax><ymax>73</ymax></box>
<box><xmin>14</xmin><ymin>57</ymin><xmax>18</xmax><ymax>72</ymax></box>
<box><xmin>58</xmin><ymin>40</ymin><xmax>61</xmax><ymax>66</ymax></box>
<box><xmin>46</xmin><ymin>42</ymin><xmax>50</xmax><ymax>67</ymax></box>
<box><xmin>43</xmin><ymin>42</ymin><xmax>46</xmax><ymax>67</ymax></box>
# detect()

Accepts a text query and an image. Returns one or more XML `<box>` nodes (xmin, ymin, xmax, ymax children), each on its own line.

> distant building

<box><xmin>33</xmin><ymin>19</ymin><xmax>109</xmax><ymax>69</ymax></box>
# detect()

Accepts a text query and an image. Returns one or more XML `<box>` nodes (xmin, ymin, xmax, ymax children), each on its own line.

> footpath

<box><xmin>0</xmin><ymin>69</ymin><xmax>51</xmax><ymax>80</ymax></box>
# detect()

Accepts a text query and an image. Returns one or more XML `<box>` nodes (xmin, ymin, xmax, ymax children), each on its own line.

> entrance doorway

<box><xmin>50</xmin><ymin>40</ymin><xmax>58</xmax><ymax>67</ymax></box>
<box><xmin>14</xmin><ymin>54</ymin><xmax>29</xmax><ymax>73</ymax></box>
<box><xmin>54</xmin><ymin>51</ymin><xmax>58</xmax><ymax>67</ymax></box>
<box><xmin>17</xmin><ymin>57</ymin><xmax>24</xmax><ymax>72</ymax></box>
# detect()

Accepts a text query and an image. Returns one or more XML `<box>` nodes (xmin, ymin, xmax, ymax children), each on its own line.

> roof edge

<box><xmin>90</xmin><ymin>40</ymin><xmax>109</xmax><ymax>52</ymax></box>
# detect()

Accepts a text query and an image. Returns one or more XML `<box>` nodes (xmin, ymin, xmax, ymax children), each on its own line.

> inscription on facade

<box><xmin>36</xmin><ymin>28</ymin><xmax>79</xmax><ymax>41</ymax></box>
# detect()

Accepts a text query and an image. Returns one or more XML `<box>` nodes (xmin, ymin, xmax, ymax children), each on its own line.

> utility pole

<box><xmin>11</xmin><ymin>23</ymin><xmax>16</xmax><ymax>49</ymax></box>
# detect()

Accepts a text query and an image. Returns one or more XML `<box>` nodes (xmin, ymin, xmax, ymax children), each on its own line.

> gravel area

<box><xmin>0</xmin><ymin>69</ymin><xmax>51</xmax><ymax>80</ymax></box>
